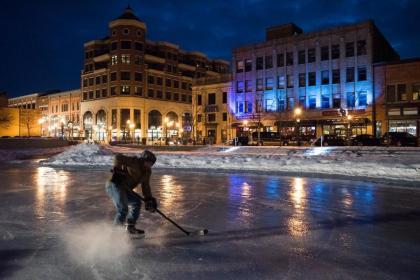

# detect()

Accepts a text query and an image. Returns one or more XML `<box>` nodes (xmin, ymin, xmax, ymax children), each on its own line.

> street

<box><xmin>0</xmin><ymin>162</ymin><xmax>419</xmax><ymax>279</ymax></box>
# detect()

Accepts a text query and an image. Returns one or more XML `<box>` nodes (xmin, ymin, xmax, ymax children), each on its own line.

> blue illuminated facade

<box><xmin>231</xmin><ymin>21</ymin><xmax>399</xmax><ymax>139</ymax></box>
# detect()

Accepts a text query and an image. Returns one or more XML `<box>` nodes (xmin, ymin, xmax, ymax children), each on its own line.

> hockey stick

<box><xmin>132</xmin><ymin>191</ymin><xmax>208</xmax><ymax>236</ymax></box>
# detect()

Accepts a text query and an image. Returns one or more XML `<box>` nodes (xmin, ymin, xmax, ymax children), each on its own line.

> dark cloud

<box><xmin>1</xmin><ymin>0</ymin><xmax>419</xmax><ymax>97</ymax></box>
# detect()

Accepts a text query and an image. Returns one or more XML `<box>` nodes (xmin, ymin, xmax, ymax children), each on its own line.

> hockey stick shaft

<box><xmin>132</xmin><ymin>191</ymin><xmax>190</xmax><ymax>236</ymax></box>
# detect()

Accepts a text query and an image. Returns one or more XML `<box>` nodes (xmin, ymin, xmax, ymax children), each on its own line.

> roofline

<box><xmin>373</xmin><ymin>57</ymin><xmax>420</xmax><ymax>67</ymax></box>
<box><xmin>233</xmin><ymin>20</ymin><xmax>375</xmax><ymax>53</ymax></box>
<box><xmin>8</xmin><ymin>93</ymin><xmax>40</xmax><ymax>100</ymax></box>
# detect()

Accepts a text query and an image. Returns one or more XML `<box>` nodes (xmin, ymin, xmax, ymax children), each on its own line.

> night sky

<box><xmin>1</xmin><ymin>0</ymin><xmax>419</xmax><ymax>98</ymax></box>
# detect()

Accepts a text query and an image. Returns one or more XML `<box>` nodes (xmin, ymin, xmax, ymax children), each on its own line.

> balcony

<box><xmin>93</xmin><ymin>53</ymin><xmax>110</xmax><ymax>63</ymax></box>
<box><xmin>193</xmin><ymin>74</ymin><xmax>232</xmax><ymax>86</ymax></box>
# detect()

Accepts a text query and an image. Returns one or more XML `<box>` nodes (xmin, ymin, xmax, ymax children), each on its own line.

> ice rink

<box><xmin>1</xmin><ymin>163</ymin><xmax>420</xmax><ymax>279</ymax></box>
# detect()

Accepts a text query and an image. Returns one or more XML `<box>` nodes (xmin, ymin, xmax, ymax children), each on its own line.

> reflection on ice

<box><xmin>304</xmin><ymin>147</ymin><xmax>333</xmax><ymax>156</ymax></box>
<box><xmin>159</xmin><ymin>174</ymin><xmax>184</xmax><ymax>209</ymax></box>
<box><xmin>341</xmin><ymin>188</ymin><xmax>354</xmax><ymax>210</ymax></box>
<box><xmin>288</xmin><ymin>177</ymin><xmax>309</xmax><ymax>237</ymax></box>
<box><xmin>228</xmin><ymin>175</ymin><xmax>255</xmax><ymax>222</ymax></box>
<box><xmin>34</xmin><ymin>167</ymin><xmax>69</xmax><ymax>219</ymax></box>
<box><xmin>290</xmin><ymin>178</ymin><xmax>306</xmax><ymax>210</ymax></box>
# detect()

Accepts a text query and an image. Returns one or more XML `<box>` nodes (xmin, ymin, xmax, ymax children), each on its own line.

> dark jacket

<box><xmin>110</xmin><ymin>154</ymin><xmax>153</xmax><ymax>199</ymax></box>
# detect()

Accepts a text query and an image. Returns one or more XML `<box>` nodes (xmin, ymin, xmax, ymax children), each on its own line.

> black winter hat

<box><xmin>141</xmin><ymin>150</ymin><xmax>156</xmax><ymax>164</ymax></box>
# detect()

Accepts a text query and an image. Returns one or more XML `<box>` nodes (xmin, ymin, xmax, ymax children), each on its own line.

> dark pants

<box><xmin>105</xmin><ymin>181</ymin><xmax>142</xmax><ymax>226</ymax></box>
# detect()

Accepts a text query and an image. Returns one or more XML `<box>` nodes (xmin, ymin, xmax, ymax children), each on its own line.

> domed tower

<box><xmin>108</xmin><ymin>6</ymin><xmax>146</xmax><ymax>97</ymax></box>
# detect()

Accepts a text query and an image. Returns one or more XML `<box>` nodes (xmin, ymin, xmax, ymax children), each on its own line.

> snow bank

<box><xmin>41</xmin><ymin>144</ymin><xmax>420</xmax><ymax>183</ymax></box>
<box><xmin>41</xmin><ymin>143</ymin><xmax>113</xmax><ymax>166</ymax></box>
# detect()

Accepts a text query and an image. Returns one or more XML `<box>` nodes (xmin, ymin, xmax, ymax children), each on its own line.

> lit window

<box><xmin>236</xmin><ymin>81</ymin><xmax>244</xmax><ymax>93</ymax></box>
<box><xmin>413</xmin><ymin>84</ymin><xmax>420</xmax><ymax>101</ymax></box>
<box><xmin>111</xmin><ymin>55</ymin><xmax>118</xmax><ymax>65</ymax></box>
<box><xmin>236</xmin><ymin>60</ymin><xmax>244</xmax><ymax>73</ymax></box>
<box><xmin>358</xmin><ymin>91</ymin><xmax>367</xmax><ymax>107</ymax></box>
<box><xmin>265</xmin><ymin>99</ymin><xmax>275</xmax><ymax>112</ymax></box>
<box><xmin>277</xmin><ymin>75</ymin><xmax>285</xmax><ymax>89</ymax></box>
<box><xmin>121</xmin><ymin>55</ymin><xmax>131</xmax><ymax>64</ymax></box>
<box><xmin>321</xmin><ymin>94</ymin><xmax>330</xmax><ymax>108</ymax></box>
<box><xmin>266</xmin><ymin>78</ymin><xmax>274</xmax><ymax>90</ymax></box>
<box><xmin>308</xmin><ymin>95</ymin><xmax>316</xmax><ymax>109</ymax></box>
<box><xmin>347</xmin><ymin>92</ymin><xmax>355</xmax><ymax>108</ymax></box>
<box><xmin>121</xmin><ymin>86</ymin><xmax>130</xmax><ymax>95</ymax></box>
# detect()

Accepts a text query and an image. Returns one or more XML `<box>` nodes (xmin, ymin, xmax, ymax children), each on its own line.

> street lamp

<box><xmin>125</xmin><ymin>120</ymin><xmax>131</xmax><ymax>142</ymax></box>
<box><xmin>108</xmin><ymin>125</ymin><xmax>113</xmax><ymax>143</ymax></box>
<box><xmin>347</xmin><ymin>114</ymin><xmax>353</xmax><ymax>139</ymax></box>
<box><xmin>294</xmin><ymin>107</ymin><xmax>303</xmax><ymax>146</ymax></box>
<box><xmin>129</xmin><ymin>123</ymin><xmax>135</xmax><ymax>143</ymax></box>
<box><xmin>164</xmin><ymin>117</ymin><xmax>171</xmax><ymax>145</ymax></box>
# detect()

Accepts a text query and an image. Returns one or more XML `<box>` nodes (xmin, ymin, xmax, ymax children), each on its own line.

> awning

<box><xmin>275</xmin><ymin>120</ymin><xmax>317</xmax><ymax>126</ymax></box>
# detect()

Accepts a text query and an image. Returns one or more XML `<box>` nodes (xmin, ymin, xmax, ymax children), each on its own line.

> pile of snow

<box><xmin>41</xmin><ymin>144</ymin><xmax>420</xmax><ymax>183</ymax></box>
<box><xmin>41</xmin><ymin>143</ymin><xmax>113</xmax><ymax>166</ymax></box>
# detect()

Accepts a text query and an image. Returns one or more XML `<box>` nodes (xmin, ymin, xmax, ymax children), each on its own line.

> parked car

<box><xmin>250</xmin><ymin>132</ymin><xmax>281</xmax><ymax>146</ymax></box>
<box><xmin>350</xmin><ymin>134</ymin><xmax>380</xmax><ymax>146</ymax></box>
<box><xmin>282</xmin><ymin>134</ymin><xmax>317</xmax><ymax>146</ymax></box>
<box><xmin>380</xmin><ymin>132</ymin><xmax>418</xmax><ymax>147</ymax></box>
<box><xmin>312</xmin><ymin>135</ymin><xmax>347</xmax><ymax>146</ymax></box>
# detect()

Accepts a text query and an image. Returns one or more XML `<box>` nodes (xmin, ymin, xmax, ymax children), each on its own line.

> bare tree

<box><xmin>0</xmin><ymin>108</ymin><xmax>14</xmax><ymax>129</ymax></box>
<box><xmin>20</xmin><ymin>109</ymin><xmax>38</xmax><ymax>137</ymax></box>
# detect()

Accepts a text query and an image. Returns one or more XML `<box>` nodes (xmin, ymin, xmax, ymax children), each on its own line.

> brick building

<box><xmin>81</xmin><ymin>7</ymin><xmax>229</xmax><ymax>142</ymax></box>
<box><xmin>374</xmin><ymin>58</ymin><xmax>420</xmax><ymax>140</ymax></box>
<box><xmin>192</xmin><ymin>74</ymin><xmax>233</xmax><ymax>144</ymax></box>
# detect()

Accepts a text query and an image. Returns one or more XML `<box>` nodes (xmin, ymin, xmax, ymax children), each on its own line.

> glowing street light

<box><xmin>294</xmin><ymin>107</ymin><xmax>303</xmax><ymax>146</ymax></box>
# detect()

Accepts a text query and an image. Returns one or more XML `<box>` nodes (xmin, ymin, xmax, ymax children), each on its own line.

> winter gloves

<box><xmin>145</xmin><ymin>197</ymin><xmax>158</xmax><ymax>212</ymax></box>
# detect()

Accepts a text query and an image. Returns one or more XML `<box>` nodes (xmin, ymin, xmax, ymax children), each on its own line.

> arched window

<box><xmin>165</xmin><ymin>111</ymin><xmax>178</xmax><ymax>123</ymax></box>
<box><xmin>83</xmin><ymin>111</ymin><xmax>93</xmax><ymax>129</ymax></box>
<box><xmin>148</xmin><ymin>110</ymin><xmax>162</xmax><ymax>128</ymax></box>
<box><xmin>96</xmin><ymin>110</ymin><xmax>106</xmax><ymax>126</ymax></box>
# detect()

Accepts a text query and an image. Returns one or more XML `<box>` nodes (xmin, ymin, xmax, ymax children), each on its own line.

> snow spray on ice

<box><xmin>61</xmin><ymin>222</ymin><xmax>132</xmax><ymax>264</ymax></box>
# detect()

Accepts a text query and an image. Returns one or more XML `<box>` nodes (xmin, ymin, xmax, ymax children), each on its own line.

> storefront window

<box><xmin>389</xmin><ymin>120</ymin><xmax>417</xmax><ymax>136</ymax></box>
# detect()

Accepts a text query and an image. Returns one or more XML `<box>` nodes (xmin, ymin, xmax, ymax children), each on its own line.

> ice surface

<box><xmin>0</xmin><ymin>165</ymin><xmax>420</xmax><ymax>279</ymax></box>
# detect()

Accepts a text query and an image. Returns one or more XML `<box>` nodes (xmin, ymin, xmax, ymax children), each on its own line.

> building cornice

<box><xmin>109</xmin><ymin>19</ymin><xmax>146</xmax><ymax>30</ymax></box>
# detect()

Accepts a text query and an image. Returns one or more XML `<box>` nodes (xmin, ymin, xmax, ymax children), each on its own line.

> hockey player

<box><xmin>105</xmin><ymin>150</ymin><xmax>158</xmax><ymax>235</ymax></box>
